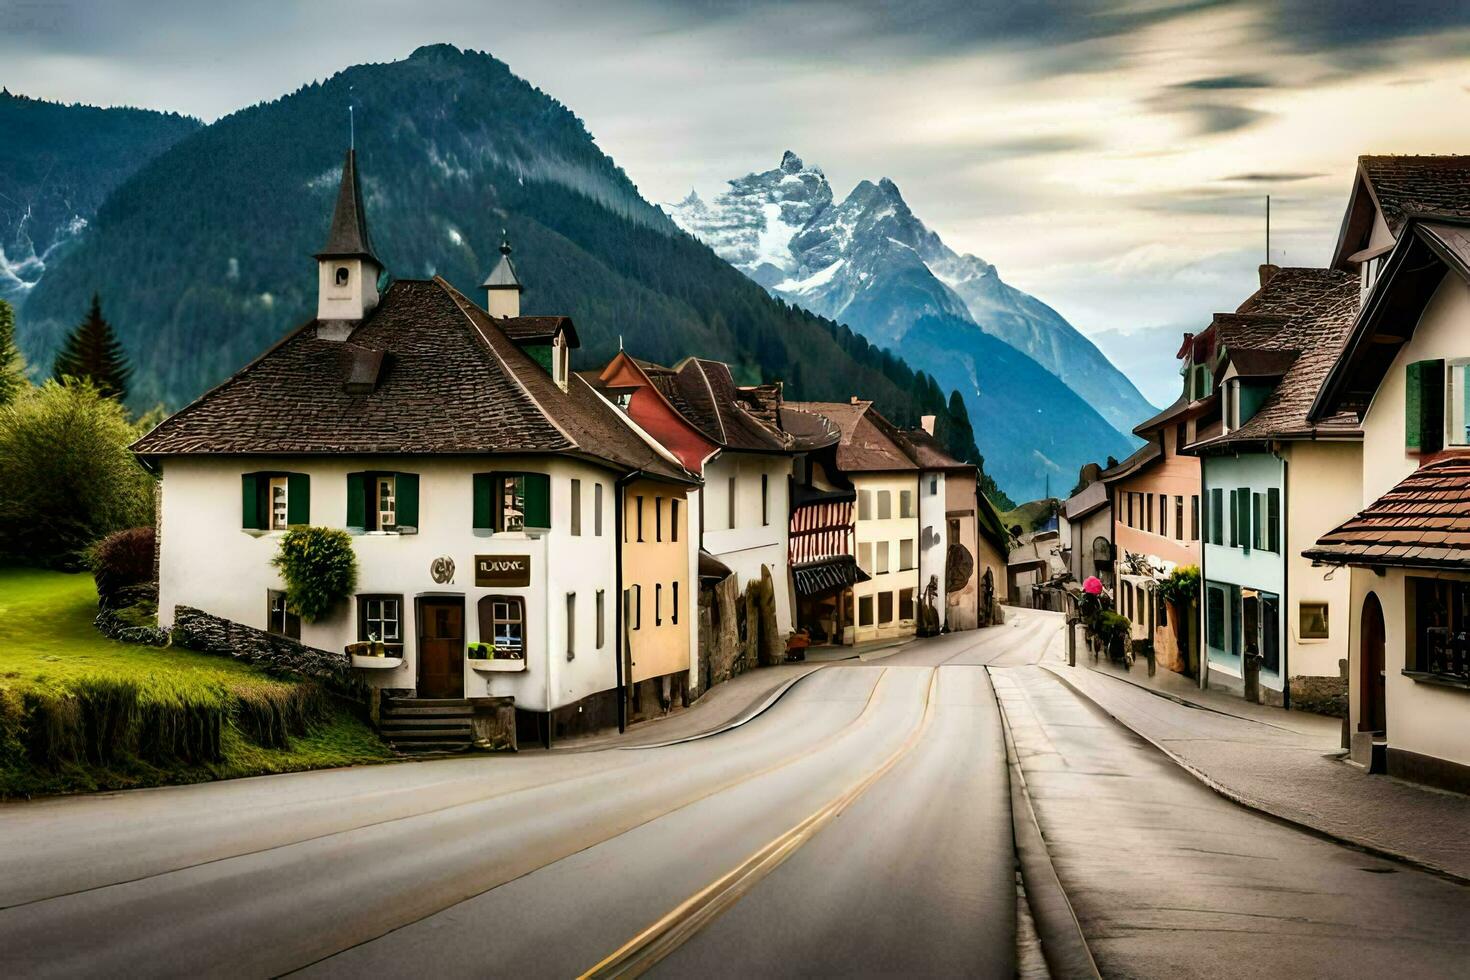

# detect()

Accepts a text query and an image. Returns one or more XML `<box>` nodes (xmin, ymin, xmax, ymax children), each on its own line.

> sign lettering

<box><xmin>475</xmin><ymin>554</ymin><xmax>531</xmax><ymax>587</ymax></box>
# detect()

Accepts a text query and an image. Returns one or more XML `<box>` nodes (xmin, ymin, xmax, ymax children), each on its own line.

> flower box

<box><xmin>347</xmin><ymin>640</ymin><xmax>403</xmax><ymax>669</ymax></box>
<box><xmin>468</xmin><ymin>641</ymin><xmax>526</xmax><ymax>672</ymax></box>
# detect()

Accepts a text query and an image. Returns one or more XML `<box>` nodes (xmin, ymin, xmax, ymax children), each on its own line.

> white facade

<box><xmin>917</xmin><ymin>469</ymin><xmax>948</xmax><ymax>630</ymax></box>
<box><xmin>316</xmin><ymin>257</ymin><xmax>379</xmax><ymax>324</ymax></box>
<box><xmin>157</xmin><ymin>453</ymin><xmax>625</xmax><ymax>713</ymax></box>
<box><xmin>701</xmin><ymin>451</ymin><xmax>795</xmax><ymax>635</ymax></box>
<box><xmin>852</xmin><ymin>472</ymin><xmax>921</xmax><ymax>641</ymax></box>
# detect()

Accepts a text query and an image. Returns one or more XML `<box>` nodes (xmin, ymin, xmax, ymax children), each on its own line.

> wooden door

<box><xmin>417</xmin><ymin>599</ymin><xmax>464</xmax><ymax>699</ymax></box>
<box><xmin>1360</xmin><ymin>592</ymin><xmax>1386</xmax><ymax>733</ymax></box>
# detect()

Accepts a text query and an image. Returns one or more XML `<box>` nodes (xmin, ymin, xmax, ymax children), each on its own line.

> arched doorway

<box><xmin>1360</xmin><ymin>592</ymin><xmax>1386</xmax><ymax>733</ymax></box>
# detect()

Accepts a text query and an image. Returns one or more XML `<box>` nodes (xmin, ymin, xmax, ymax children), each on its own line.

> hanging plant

<box><xmin>272</xmin><ymin>527</ymin><xmax>358</xmax><ymax>623</ymax></box>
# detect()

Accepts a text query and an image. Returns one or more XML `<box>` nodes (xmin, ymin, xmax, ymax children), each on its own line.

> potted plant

<box><xmin>467</xmin><ymin>642</ymin><xmax>493</xmax><ymax>660</ymax></box>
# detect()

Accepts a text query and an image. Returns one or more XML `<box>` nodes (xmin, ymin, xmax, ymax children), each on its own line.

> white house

<box><xmin>134</xmin><ymin>150</ymin><xmax>697</xmax><ymax>744</ymax></box>
<box><xmin>1306</xmin><ymin>205</ymin><xmax>1470</xmax><ymax>795</ymax></box>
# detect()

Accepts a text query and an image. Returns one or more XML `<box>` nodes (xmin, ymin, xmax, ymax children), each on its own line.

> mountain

<box><xmin>669</xmin><ymin>153</ymin><xmax>1153</xmax><ymax>500</ymax></box>
<box><xmin>0</xmin><ymin>91</ymin><xmax>201</xmax><ymax>307</ymax></box>
<box><xmin>16</xmin><ymin>46</ymin><xmax>1004</xmax><ymax>502</ymax></box>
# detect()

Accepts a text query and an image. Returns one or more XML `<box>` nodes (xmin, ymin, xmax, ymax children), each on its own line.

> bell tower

<box><xmin>316</xmin><ymin>149</ymin><xmax>382</xmax><ymax>336</ymax></box>
<box><xmin>482</xmin><ymin>234</ymin><xmax>523</xmax><ymax>318</ymax></box>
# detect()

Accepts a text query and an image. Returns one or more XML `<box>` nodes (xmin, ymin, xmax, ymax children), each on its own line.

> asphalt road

<box><xmin>0</xmin><ymin>619</ymin><xmax>1045</xmax><ymax>978</ymax></box>
<box><xmin>6</xmin><ymin>608</ymin><xmax>1462</xmax><ymax>978</ymax></box>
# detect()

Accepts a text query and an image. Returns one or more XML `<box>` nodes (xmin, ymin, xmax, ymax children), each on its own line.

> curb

<box><xmin>622</xmin><ymin>666</ymin><xmax>826</xmax><ymax>750</ymax></box>
<box><xmin>1075</xmin><ymin>660</ymin><xmax>1315</xmax><ymax>737</ymax></box>
<box><xmin>989</xmin><ymin>668</ymin><xmax>1101</xmax><ymax>980</ymax></box>
<box><xmin>1040</xmin><ymin>665</ymin><xmax>1470</xmax><ymax>888</ymax></box>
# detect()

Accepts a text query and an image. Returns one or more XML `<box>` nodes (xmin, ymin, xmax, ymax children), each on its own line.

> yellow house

<box><xmin>621</xmin><ymin>477</ymin><xmax>694</xmax><ymax>723</ymax></box>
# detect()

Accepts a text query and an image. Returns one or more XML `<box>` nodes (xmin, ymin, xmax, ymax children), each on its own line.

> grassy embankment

<box><xmin>0</xmin><ymin>568</ymin><xmax>391</xmax><ymax>798</ymax></box>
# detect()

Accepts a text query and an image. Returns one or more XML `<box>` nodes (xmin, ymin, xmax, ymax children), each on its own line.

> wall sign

<box><xmin>476</xmin><ymin>554</ymin><xmax>531</xmax><ymax>588</ymax></box>
<box><xmin>430</xmin><ymin>556</ymin><xmax>455</xmax><ymax>585</ymax></box>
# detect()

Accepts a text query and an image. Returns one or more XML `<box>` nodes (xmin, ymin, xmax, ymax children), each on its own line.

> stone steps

<box><xmin>379</xmin><ymin>697</ymin><xmax>476</xmax><ymax>754</ymax></box>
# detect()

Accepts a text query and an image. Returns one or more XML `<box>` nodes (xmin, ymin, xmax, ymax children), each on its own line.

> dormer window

<box><xmin>336</xmin><ymin>266</ymin><xmax>350</xmax><ymax>287</ymax></box>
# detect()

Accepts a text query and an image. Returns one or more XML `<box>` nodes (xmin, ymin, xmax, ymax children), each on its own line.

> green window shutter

<box><xmin>1239</xmin><ymin>487</ymin><xmax>1251</xmax><ymax>553</ymax></box>
<box><xmin>525</xmin><ymin>473</ymin><xmax>551</xmax><ymax>530</ymax></box>
<box><xmin>395</xmin><ymin>473</ymin><xmax>420</xmax><ymax>531</ymax></box>
<box><xmin>1228</xmin><ymin>490</ymin><xmax>1238</xmax><ymax>547</ymax></box>
<box><xmin>473</xmin><ymin>473</ymin><xmax>495</xmax><ymax>531</ymax></box>
<box><xmin>1406</xmin><ymin>359</ymin><xmax>1446</xmax><ymax>453</ymax></box>
<box><xmin>287</xmin><ymin>473</ymin><xmax>310</xmax><ymax>526</ymax></box>
<box><xmin>242</xmin><ymin>473</ymin><xmax>263</xmax><ymax>530</ymax></box>
<box><xmin>346</xmin><ymin>472</ymin><xmax>366</xmax><ymax>532</ymax></box>
<box><xmin>1267</xmin><ymin>487</ymin><xmax>1280</xmax><ymax>552</ymax></box>
<box><xmin>1210</xmin><ymin>488</ymin><xmax>1224</xmax><ymax>544</ymax></box>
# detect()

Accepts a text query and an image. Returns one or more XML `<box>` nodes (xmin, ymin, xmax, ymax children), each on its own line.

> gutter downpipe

<box><xmin>614</xmin><ymin>470</ymin><xmax>644</xmax><ymax>734</ymax></box>
<box><xmin>1199</xmin><ymin>454</ymin><xmax>1209</xmax><ymax>692</ymax></box>
<box><xmin>1277</xmin><ymin>444</ymin><xmax>1291</xmax><ymax>711</ymax></box>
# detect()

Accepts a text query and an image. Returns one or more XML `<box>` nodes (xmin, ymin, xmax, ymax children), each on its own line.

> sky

<box><xmin>4</xmin><ymin>0</ymin><xmax>1470</xmax><ymax>404</ymax></box>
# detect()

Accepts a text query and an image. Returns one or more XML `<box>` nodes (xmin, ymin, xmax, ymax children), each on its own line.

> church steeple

<box><xmin>482</xmin><ymin>233</ymin><xmax>523</xmax><ymax>318</ymax></box>
<box><xmin>316</xmin><ymin>149</ymin><xmax>382</xmax><ymax>333</ymax></box>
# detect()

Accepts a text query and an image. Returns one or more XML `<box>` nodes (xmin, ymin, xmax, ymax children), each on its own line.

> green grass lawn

<box><xmin>0</xmin><ymin>568</ymin><xmax>392</xmax><ymax>798</ymax></box>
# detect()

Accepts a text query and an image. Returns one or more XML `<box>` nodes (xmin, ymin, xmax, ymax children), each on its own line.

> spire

<box><xmin>481</xmin><ymin>232</ymin><xmax>523</xmax><ymax>291</ymax></box>
<box><xmin>316</xmin><ymin>149</ymin><xmax>379</xmax><ymax>265</ymax></box>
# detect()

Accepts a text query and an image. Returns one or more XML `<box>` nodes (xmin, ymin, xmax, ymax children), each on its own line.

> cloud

<box><xmin>1172</xmin><ymin>73</ymin><xmax>1275</xmax><ymax>90</ymax></box>
<box><xmin>971</xmin><ymin>134</ymin><xmax>1098</xmax><ymax>161</ymax></box>
<box><xmin>1221</xmin><ymin>172</ymin><xmax>1327</xmax><ymax>183</ymax></box>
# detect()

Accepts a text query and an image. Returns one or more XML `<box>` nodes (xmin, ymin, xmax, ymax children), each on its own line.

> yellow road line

<box><xmin>579</xmin><ymin>667</ymin><xmax>941</xmax><ymax>979</ymax></box>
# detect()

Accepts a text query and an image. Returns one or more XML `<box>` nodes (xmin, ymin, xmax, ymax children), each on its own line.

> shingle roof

<box><xmin>497</xmin><ymin>315</ymin><xmax>579</xmax><ymax>347</ymax></box>
<box><xmin>1361</xmin><ymin>155</ymin><xmax>1470</xmax><ymax>234</ymax></box>
<box><xmin>481</xmin><ymin>238</ymin><xmax>523</xmax><ymax>291</ymax></box>
<box><xmin>132</xmin><ymin>277</ymin><xmax>691</xmax><ymax>482</ymax></box>
<box><xmin>1305</xmin><ymin>457</ymin><xmax>1470</xmax><ymax>569</ymax></box>
<box><xmin>901</xmin><ymin>426</ymin><xmax>973</xmax><ymax>472</ymax></box>
<box><xmin>669</xmin><ymin>358</ymin><xmax>790</xmax><ymax>453</ymax></box>
<box><xmin>777</xmin><ymin>405</ymin><xmax>841</xmax><ymax>451</ymax></box>
<box><xmin>1191</xmin><ymin>268</ymin><xmax>1362</xmax><ymax>450</ymax></box>
<box><xmin>316</xmin><ymin>150</ymin><xmax>379</xmax><ymax>265</ymax></box>
<box><xmin>788</xmin><ymin>400</ymin><xmax>918</xmax><ymax>472</ymax></box>
<box><xmin>1099</xmin><ymin>440</ymin><xmax>1161</xmax><ymax>484</ymax></box>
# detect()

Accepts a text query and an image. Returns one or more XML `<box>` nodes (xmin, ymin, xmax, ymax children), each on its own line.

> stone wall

<box><xmin>700</xmin><ymin>576</ymin><xmax>742</xmax><ymax>690</ymax></box>
<box><xmin>172</xmin><ymin>605</ymin><xmax>363</xmax><ymax>699</ymax></box>
<box><xmin>1290</xmin><ymin>660</ymin><xmax>1348</xmax><ymax>718</ymax></box>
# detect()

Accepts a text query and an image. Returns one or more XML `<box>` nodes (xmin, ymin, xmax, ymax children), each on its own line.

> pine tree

<box><xmin>52</xmin><ymin>293</ymin><xmax>131</xmax><ymax>401</ymax></box>
<box><xmin>0</xmin><ymin>297</ymin><xmax>26</xmax><ymax>405</ymax></box>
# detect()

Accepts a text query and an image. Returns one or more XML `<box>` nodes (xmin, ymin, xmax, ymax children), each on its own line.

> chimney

<box><xmin>1259</xmin><ymin>263</ymin><xmax>1280</xmax><ymax>287</ymax></box>
<box><xmin>920</xmin><ymin>414</ymin><xmax>936</xmax><ymax>436</ymax></box>
<box><xmin>483</xmin><ymin>234</ymin><xmax>523</xmax><ymax>318</ymax></box>
<box><xmin>850</xmin><ymin>395</ymin><xmax>861</xmax><ymax>405</ymax></box>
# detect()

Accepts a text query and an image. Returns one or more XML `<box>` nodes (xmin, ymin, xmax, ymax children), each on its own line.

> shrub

<box><xmin>1156</xmin><ymin>564</ymin><xmax>1201</xmax><ymax>611</ymax></box>
<box><xmin>1097</xmin><ymin>611</ymin><xmax>1133</xmax><ymax>662</ymax></box>
<box><xmin>272</xmin><ymin>527</ymin><xmax>357</xmax><ymax>622</ymax></box>
<box><xmin>0</xmin><ymin>379</ymin><xmax>154</xmax><ymax>567</ymax></box>
<box><xmin>90</xmin><ymin>526</ymin><xmax>156</xmax><ymax>603</ymax></box>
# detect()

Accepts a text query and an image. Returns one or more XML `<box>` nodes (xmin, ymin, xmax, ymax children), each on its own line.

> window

<box><xmin>571</xmin><ymin>479</ymin><xmax>582</xmax><ymax>536</ymax></box>
<box><xmin>672</xmin><ymin>499</ymin><xmax>680</xmax><ymax>542</ymax></box>
<box><xmin>1299</xmin><ymin>602</ymin><xmax>1328</xmax><ymax>639</ymax></box>
<box><xmin>672</xmin><ymin>581</ymin><xmax>679</xmax><ymax>625</ymax></box>
<box><xmin>1229</xmin><ymin>490</ymin><xmax>1239</xmax><ymax>547</ymax></box>
<box><xmin>929</xmin><ymin>475</ymin><xmax>938</xmax><ymax>495</ymax></box>
<box><xmin>899</xmin><ymin>588</ymin><xmax>914</xmax><ymax>620</ymax></box>
<box><xmin>1267</xmin><ymin>488</ymin><xmax>1280</xmax><ymax>553</ymax></box>
<box><xmin>595</xmin><ymin>484</ymin><xmax>604</xmax><ymax>536</ymax></box>
<box><xmin>269</xmin><ymin>477</ymin><xmax>289</xmax><ymax>530</ymax></box>
<box><xmin>1191</xmin><ymin>495</ymin><xmax>1200</xmax><ymax>541</ymax></box>
<box><xmin>335</xmin><ymin>265</ymin><xmax>349</xmax><ymax>286</ymax></box>
<box><xmin>1174</xmin><ymin>496</ymin><xmax>1184</xmax><ymax>541</ymax></box>
<box><xmin>761</xmin><ymin>474</ymin><xmax>770</xmax><ymax>526</ymax></box>
<box><xmin>376</xmin><ymin>475</ymin><xmax>397</xmax><ymax>530</ymax></box>
<box><xmin>1252</xmin><ymin>493</ymin><xmax>1264</xmax><ymax>550</ymax></box>
<box><xmin>631</xmin><ymin>584</ymin><xmax>642</xmax><ymax>629</ymax></box>
<box><xmin>637</xmin><ymin>496</ymin><xmax>645</xmax><ymax>542</ymax></box>
<box><xmin>1125</xmin><ymin>492</ymin><xmax>1134</xmax><ymax>529</ymax></box>
<box><xmin>1159</xmin><ymin>494</ymin><xmax>1168</xmax><ymax>537</ymax></box>
<box><xmin>859</xmin><ymin>595</ymin><xmax>874</xmax><ymax>626</ymax></box>
<box><xmin>728</xmin><ymin>476</ymin><xmax>737</xmax><ymax>529</ymax></box>
<box><xmin>656</xmin><ymin>583</ymin><xmax>663</xmax><ymax>625</ymax></box>
<box><xmin>472</xmin><ymin>472</ymin><xmax>547</xmax><ymax>533</ymax></box>
<box><xmin>1145</xmin><ymin>493</ymin><xmax>1154</xmax><ymax>532</ymax></box>
<box><xmin>566</xmin><ymin>593</ymin><xmax>576</xmax><ymax>661</ymax></box>
<box><xmin>1409</xmin><ymin>578</ymin><xmax>1470</xmax><ymax>680</ymax></box>
<box><xmin>1406</xmin><ymin>358</ymin><xmax>1445</xmax><ymax>453</ymax></box>
<box><xmin>879</xmin><ymin>591</ymin><xmax>894</xmax><ymax>623</ymax></box>
<box><xmin>267</xmin><ymin>590</ymin><xmax>300</xmax><ymax>640</ymax></box>
<box><xmin>1206</xmin><ymin>586</ymin><xmax>1225</xmax><ymax>650</ymax></box>
<box><xmin>899</xmin><ymin>539</ymin><xmax>915</xmax><ymax>570</ymax></box>
<box><xmin>1449</xmin><ymin>360</ymin><xmax>1470</xmax><ymax>447</ymax></box>
<box><xmin>596</xmin><ymin>590</ymin><xmax>606</xmax><ymax>649</ymax></box>
<box><xmin>877</xmin><ymin>541</ymin><xmax>890</xmax><ymax>574</ymax></box>
<box><xmin>858</xmin><ymin>542</ymin><xmax>873</xmax><ymax>572</ymax></box>
<box><xmin>478</xmin><ymin>596</ymin><xmax>525</xmax><ymax>654</ymax></box>
<box><xmin>1211</xmin><ymin>488</ymin><xmax>1224</xmax><ymax>544</ymax></box>
<box><xmin>878</xmin><ymin>491</ymin><xmax>892</xmax><ymax>520</ymax></box>
<box><xmin>656</xmin><ymin>496</ymin><xmax>663</xmax><ymax>542</ymax></box>
<box><xmin>358</xmin><ymin>595</ymin><xmax>403</xmax><ymax>650</ymax></box>
<box><xmin>900</xmin><ymin>490</ymin><xmax>914</xmax><ymax>519</ymax></box>
<box><xmin>858</xmin><ymin>490</ymin><xmax>873</xmax><ymax>521</ymax></box>
<box><xmin>242</xmin><ymin>472</ymin><xmax>309</xmax><ymax>531</ymax></box>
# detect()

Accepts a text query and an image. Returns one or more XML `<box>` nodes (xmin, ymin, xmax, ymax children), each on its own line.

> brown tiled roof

<box><xmin>778</xmin><ymin>405</ymin><xmax>841</xmax><ymax>451</ymax></box>
<box><xmin>1305</xmin><ymin>457</ymin><xmax>1470</xmax><ymax>569</ymax></box>
<box><xmin>132</xmin><ymin>277</ymin><xmax>692</xmax><ymax>482</ymax></box>
<box><xmin>1360</xmin><ymin>156</ymin><xmax>1470</xmax><ymax>234</ymax></box>
<box><xmin>901</xmin><ymin>426</ymin><xmax>973</xmax><ymax>472</ymax></box>
<box><xmin>495</xmin><ymin>315</ymin><xmax>579</xmax><ymax>347</ymax></box>
<box><xmin>1226</xmin><ymin>348</ymin><xmax>1299</xmax><ymax>379</ymax></box>
<box><xmin>788</xmin><ymin>400</ymin><xmax>918</xmax><ymax>472</ymax></box>
<box><xmin>669</xmin><ymin>357</ymin><xmax>790</xmax><ymax>453</ymax></box>
<box><xmin>1191</xmin><ymin>268</ymin><xmax>1361</xmax><ymax>450</ymax></box>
